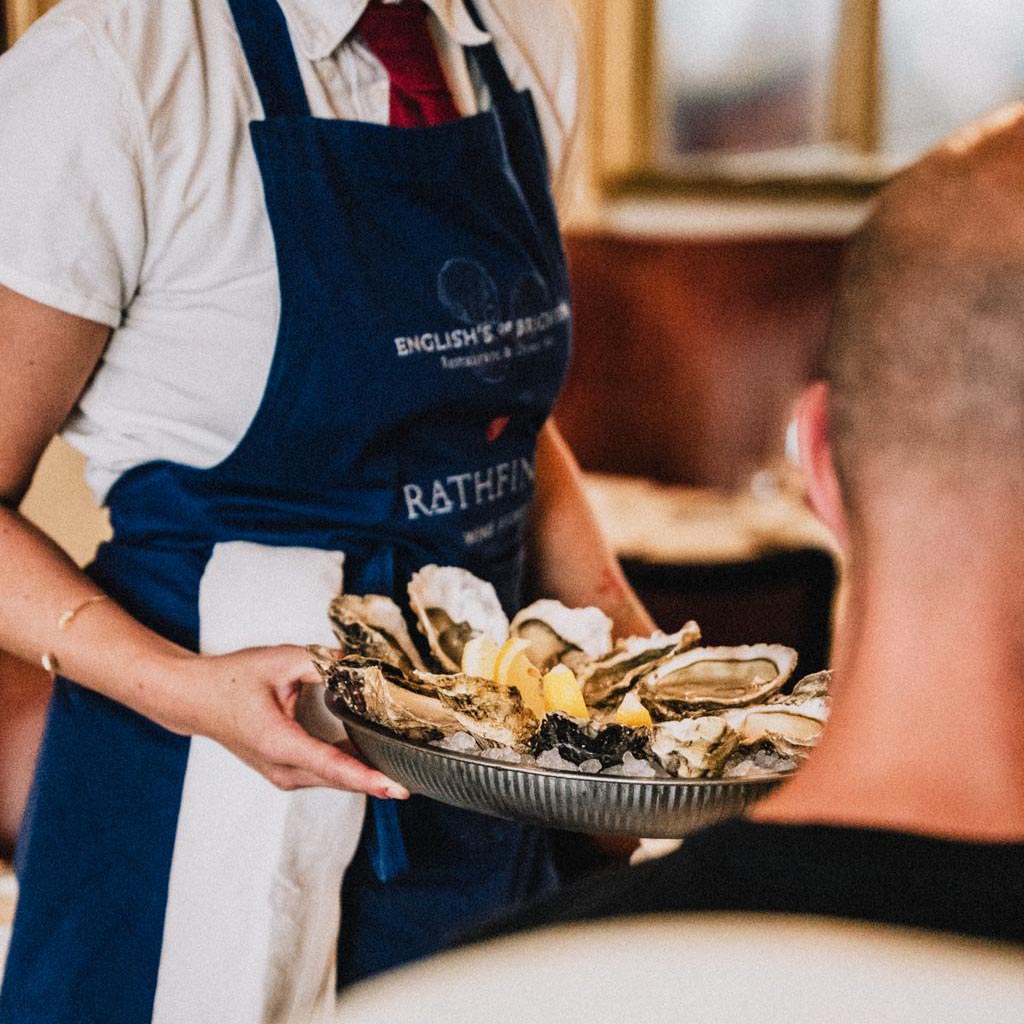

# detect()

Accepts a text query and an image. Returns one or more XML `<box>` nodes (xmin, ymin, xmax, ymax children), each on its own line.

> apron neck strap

<box><xmin>227</xmin><ymin>0</ymin><xmax>311</xmax><ymax>119</ymax></box>
<box><xmin>461</xmin><ymin>0</ymin><xmax>518</xmax><ymax>109</ymax></box>
<box><xmin>228</xmin><ymin>0</ymin><xmax>516</xmax><ymax>121</ymax></box>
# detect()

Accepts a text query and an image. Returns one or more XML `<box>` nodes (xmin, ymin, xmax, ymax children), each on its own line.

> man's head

<box><xmin>798</xmin><ymin>105</ymin><xmax>1024</xmax><ymax>551</ymax></box>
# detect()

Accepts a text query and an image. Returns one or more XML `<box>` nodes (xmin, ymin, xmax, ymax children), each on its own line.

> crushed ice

<box><xmin>480</xmin><ymin>746</ymin><xmax>522</xmax><ymax>763</ymax></box>
<box><xmin>534</xmin><ymin>748</ymin><xmax>580</xmax><ymax>772</ymax></box>
<box><xmin>601</xmin><ymin>751</ymin><xmax>658</xmax><ymax>778</ymax></box>
<box><xmin>724</xmin><ymin>749</ymin><xmax>798</xmax><ymax>778</ymax></box>
<box><xmin>431</xmin><ymin>731</ymin><xmax>479</xmax><ymax>753</ymax></box>
<box><xmin>753</xmin><ymin>747</ymin><xmax>797</xmax><ymax>772</ymax></box>
<box><xmin>621</xmin><ymin>751</ymin><xmax>658</xmax><ymax>777</ymax></box>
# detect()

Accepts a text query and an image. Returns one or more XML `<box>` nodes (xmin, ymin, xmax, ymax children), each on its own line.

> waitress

<box><xmin>0</xmin><ymin>0</ymin><xmax>653</xmax><ymax>1021</ymax></box>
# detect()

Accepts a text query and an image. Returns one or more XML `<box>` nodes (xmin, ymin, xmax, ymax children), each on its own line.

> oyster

<box><xmin>528</xmin><ymin>712</ymin><xmax>650</xmax><ymax>768</ymax></box>
<box><xmin>637</xmin><ymin>644</ymin><xmax>797</xmax><ymax>718</ymax></box>
<box><xmin>408</xmin><ymin>565</ymin><xmax>509</xmax><ymax>672</ymax></box>
<box><xmin>510</xmin><ymin>600</ymin><xmax>613</xmax><ymax>673</ymax></box>
<box><xmin>329</xmin><ymin>594</ymin><xmax>425</xmax><ymax>672</ymax></box>
<box><xmin>417</xmin><ymin>671</ymin><xmax>538</xmax><ymax>748</ymax></box>
<box><xmin>769</xmin><ymin>669</ymin><xmax>832</xmax><ymax>707</ymax></box>
<box><xmin>310</xmin><ymin>648</ymin><xmax>456</xmax><ymax>742</ymax></box>
<box><xmin>579</xmin><ymin>623</ymin><xmax>702</xmax><ymax>710</ymax></box>
<box><xmin>650</xmin><ymin>718</ymin><xmax>740</xmax><ymax>779</ymax></box>
<box><xmin>721</xmin><ymin>698</ymin><xmax>828</xmax><ymax>760</ymax></box>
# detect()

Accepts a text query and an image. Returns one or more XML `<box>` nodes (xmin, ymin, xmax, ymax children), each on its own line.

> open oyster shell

<box><xmin>415</xmin><ymin>670</ymin><xmax>538</xmax><ymax>749</ymax></box>
<box><xmin>510</xmin><ymin>599</ymin><xmax>614</xmax><ymax>673</ymax></box>
<box><xmin>579</xmin><ymin>623</ymin><xmax>702</xmax><ymax>710</ymax></box>
<box><xmin>637</xmin><ymin>644</ymin><xmax>797</xmax><ymax>718</ymax></box>
<box><xmin>769</xmin><ymin>669</ymin><xmax>832</xmax><ymax>707</ymax></box>
<box><xmin>529</xmin><ymin>712</ymin><xmax>650</xmax><ymax>768</ymax></box>
<box><xmin>408</xmin><ymin>565</ymin><xmax>509</xmax><ymax>672</ymax></box>
<box><xmin>329</xmin><ymin>594</ymin><xmax>425</xmax><ymax>672</ymax></box>
<box><xmin>650</xmin><ymin>718</ymin><xmax>741</xmax><ymax>779</ymax></box>
<box><xmin>721</xmin><ymin>698</ymin><xmax>828</xmax><ymax>759</ymax></box>
<box><xmin>311</xmin><ymin>647</ymin><xmax>456</xmax><ymax>742</ymax></box>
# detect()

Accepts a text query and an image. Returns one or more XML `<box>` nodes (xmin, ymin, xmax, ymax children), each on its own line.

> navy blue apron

<box><xmin>0</xmin><ymin>0</ymin><xmax>570</xmax><ymax>1019</ymax></box>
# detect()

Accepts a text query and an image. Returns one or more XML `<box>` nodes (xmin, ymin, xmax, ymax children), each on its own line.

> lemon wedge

<box><xmin>494</xmin><ymin>637</ymin><xmax>545</xmax><ymax>718</ymax></box>
<box><xmin>492</xmin><ymin>637</ymin><xmax>531</xmax><ymax>682</ymax></box>
<box><xmin>614</xmin><ymin>690</ymin><xmax>653</xmax><ymax>728</ymax></box>
<box><xmin>541</xmin><ymin>664</ymin><xmax>589</xmax><ymax>719</ymax></box>
<box><xmin>461</xmin><ymin>634</ymin><xmax>502</xmax><ymax>680</ymax></box>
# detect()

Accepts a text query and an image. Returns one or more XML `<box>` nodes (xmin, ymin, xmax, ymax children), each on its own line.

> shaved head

<box><xmin>825</xmin><ymin>105</ymin><xmax>1024</xmax><ymax>512</ymax></box>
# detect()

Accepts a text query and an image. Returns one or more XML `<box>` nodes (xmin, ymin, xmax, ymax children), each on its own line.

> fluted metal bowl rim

<box><xmin>331</xmin><ymin>700</ymin><xmax>791</xmax><ymax>788</ymax></box>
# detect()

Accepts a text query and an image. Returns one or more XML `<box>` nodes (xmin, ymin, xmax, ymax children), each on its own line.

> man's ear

<box><xmin>796</xmin><ymin>382</ymin><xmax>848</xmax><ymax>550</ymax></box>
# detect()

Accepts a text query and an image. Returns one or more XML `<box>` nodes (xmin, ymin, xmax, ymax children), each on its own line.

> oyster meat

<box><xmin>637</xmin><ymin>644</ymin><xmax>798</xmax><ymax>718</ymax></box>
<box><xmin>408</xmin><ymin>565</ymin><xmax>509</xmax><ymax>672</ymax></box>
<box><xmin>650</xmin><ymin>718</ymin><xmax>740</xmax><ymax>779</ymax></box>
<box><xmin>329</xmin><ymin>593</ymin><xmax>425</xmax><ymax>672</ymax></box>
<box><xmin>579</xmin><ymin>623</ymin><xmax>702</xmax><ymax>710</ymax></box>
<box><xmin>721</xmin><ymin>698</ymin><xmax>828</xmax><ymax>760</ymax></box>
<box><xmin>311</xmin><ymin>647</ymin><xmax>456</xmax><ymax>742</ymax></box>
<box><xmin>529</xmin><ymin>712</ymin><xmax>650</xmax><ymax>769</ymax></box>
<box><xmin>417</xmin><ymin>671</ymin><xmax>538</xmax><ymax>748</ymax></box>
<box><xmin>510</xmin><ymin>599</ymin><xmax>613</xmax><ymax>673</ymax></box>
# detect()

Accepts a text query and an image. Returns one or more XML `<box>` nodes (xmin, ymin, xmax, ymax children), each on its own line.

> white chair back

<box><xmin>335</xmin><ymin>913</ymin><xmax>1024</xmax><ymax>1024</ymax></box>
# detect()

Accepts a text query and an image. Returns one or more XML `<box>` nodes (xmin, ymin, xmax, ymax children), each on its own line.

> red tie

<box><xmin>356</xmin><ymin>0</ymin><xmax>461</xmax><ymax>127</ymax></box>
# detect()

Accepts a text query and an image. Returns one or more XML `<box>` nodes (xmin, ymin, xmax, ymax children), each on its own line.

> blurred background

<box><xmin>2</xmin><ymin>0</ymin><xmax>1023</xmax><ymax>854</ymax></box>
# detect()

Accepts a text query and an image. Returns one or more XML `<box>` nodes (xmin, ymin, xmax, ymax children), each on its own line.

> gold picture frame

<box><xmin>583</xmin><ymin>0</ymin><xmax>886</xmax><ymax>201</ymax></box>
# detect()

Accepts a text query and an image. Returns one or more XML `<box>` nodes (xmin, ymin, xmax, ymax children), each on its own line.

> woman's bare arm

<box><xmin>0</xmin><ymin>284</ymin><xmax>405</xmax><ymax>797</ymax></box>
<box><xmin>529</xmin><ymin>419</ymin><xmax>655</xmax><ymax>638</ymax></box>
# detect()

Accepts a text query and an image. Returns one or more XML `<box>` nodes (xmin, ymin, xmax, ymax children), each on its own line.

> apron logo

<box><xmin>390</xmin><ymin>258</ymin><xmax>570</xmax><ymax>382</ymax></box>
<box><xmin>486</xmin><ymin>416</ymin><xmax>511</xmax><ymax>442</ymax></box>
<box><xmin>403</xmin><ymin>456</ymin><xmax>535</xmax><ymax>520</ymax></box>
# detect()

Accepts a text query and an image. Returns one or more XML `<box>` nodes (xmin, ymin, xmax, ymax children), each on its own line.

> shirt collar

<box><xmin>280</xmin><ymin>0</ymin><xmax>491</xmax><ymax>61</ymax></box>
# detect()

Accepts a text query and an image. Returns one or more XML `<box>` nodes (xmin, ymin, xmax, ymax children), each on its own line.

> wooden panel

<box><xmin>20</xmin><ymin>438</ymin><xmax>111</xmax><ymax>569</ymax></box>
<box><xmin>4</xmin><ymin>0</ymin><xmax>61</xmax><ymax>47</ymax></box>
<box><xmin>556</xmin><ymin>232</ymin><xmax>846</xmax><ymax>489</ymax></box>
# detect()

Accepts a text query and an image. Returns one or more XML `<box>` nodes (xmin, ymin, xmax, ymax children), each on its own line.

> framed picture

<box><xmin>581</xmin><ymin>0</ymin><xmax>1024</xmax><ymax>200</ymax></box>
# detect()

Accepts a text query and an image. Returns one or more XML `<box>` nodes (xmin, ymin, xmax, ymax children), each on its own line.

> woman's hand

<box><xmin>162</xmin><ymin>644</ymin><xmax>410</xmax><ymax>799</ymax></box>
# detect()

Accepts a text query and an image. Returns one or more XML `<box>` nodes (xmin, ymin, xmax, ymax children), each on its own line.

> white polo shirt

<box><xmin>0</xmin><ymin>0</ymin><xmax>579</xmax><ymax>501</ymax></box>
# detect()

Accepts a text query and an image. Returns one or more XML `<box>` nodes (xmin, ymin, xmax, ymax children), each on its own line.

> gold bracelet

<box><xmin>57</xmin><ymin>593</ymin><xmax>110</xmax><ymax>631</ymax></box>
<box><xmin>42</xmin><ymin>594</ymin><xmax>111</xmax><ymax>681</ymax></box>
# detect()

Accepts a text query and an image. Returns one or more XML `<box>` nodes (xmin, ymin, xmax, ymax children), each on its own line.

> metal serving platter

<box><xmin>329</xmin><ymin>696</ymin><xmax>785</xmax><ymax>838</ymax></box>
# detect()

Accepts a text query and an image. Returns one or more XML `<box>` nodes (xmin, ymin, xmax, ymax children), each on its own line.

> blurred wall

<box><xmin>557</xmin><ymin>233</ymin><xmax>846</xmax><ymax>489</ymax></box>
<box><xmin>20</xmin><ymin>439</ymin><xmax>110</xmax><ymax>566</ymax></box>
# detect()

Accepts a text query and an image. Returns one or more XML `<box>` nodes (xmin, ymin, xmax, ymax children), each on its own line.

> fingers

<box><xmin>271</xmin><ymin>720</ymin><xmax>409</xmax><ymax>799</ymax></box>
<box><xmin>263</xmin><ymin>765</ymin><xmax>330</xmax><ymax>791</ymax></box>
<box><xmin>266</xmin><ymin>644</ymin><xmax>325</xmax><ymax>686</ymax></box>
<box><xmin>218</xmin><ymin>644</ymin><xmax>411</xmax><ymax>797</ymax></box>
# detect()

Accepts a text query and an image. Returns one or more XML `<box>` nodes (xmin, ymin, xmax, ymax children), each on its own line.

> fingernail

<box><xmin>385</xmin><ymin>784</ymin><xmax>410</xmax><ymax>800</ymax></box>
